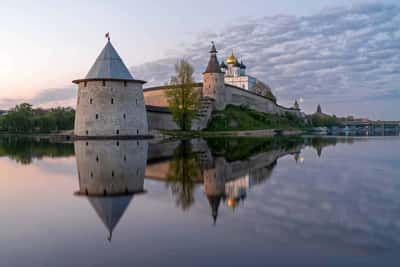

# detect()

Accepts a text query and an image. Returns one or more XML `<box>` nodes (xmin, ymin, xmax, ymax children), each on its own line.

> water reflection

<box><xmin>1</xmin><ymin>135</ymin><xmax>399</xmax><ymax>259</ymax></box>
<box><xmin>74</xmin><ymin>140</ymin><xmax>147</xmax><ymax>241</ymax></box>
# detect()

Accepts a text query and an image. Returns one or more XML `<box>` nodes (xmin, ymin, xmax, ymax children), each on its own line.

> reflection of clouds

<box><xmin>232</xmin><ymin>141</ymin><xmax>400</xmax><ymax>254</ymax></box>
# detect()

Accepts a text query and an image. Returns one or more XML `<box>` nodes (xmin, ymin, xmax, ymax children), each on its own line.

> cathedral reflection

<box><xmin>74</xmin><ymin>140</ymin><xmax>148</xmax><ymax>241</ymax></box>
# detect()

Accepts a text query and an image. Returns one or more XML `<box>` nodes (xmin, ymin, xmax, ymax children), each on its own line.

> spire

<box><xmin>207</xmin><ymin>195</ymin><xmax>222</xmax><ymax>225</ymax></box>
<box><xmin>317</xmin><ymin>104</ymin><xmax>322</xmax><ymax>114</ymax></box>
<box><xmin>294</xmin><ymin>100</ymin><xmax>300</xmax><ymax>109</ymax></box>
<box><xmin>204</xmin><ymin>41</ymin><xmax>222</xmax><ymax>74</ymax></box>
<box><xmin>85</xmin><ymin>39</ymin><xmax>134</xmax><ymax>80</ymax></box>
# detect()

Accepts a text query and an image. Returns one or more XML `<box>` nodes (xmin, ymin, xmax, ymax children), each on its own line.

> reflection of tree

<box><xmin>166</xmin><ymin>140</ymin><xmax>201</xmax><ymax>211</ymax></box>
<box><xmin>0</xmin><ymin>137</ymin><xmax>74</xmax><ymax>164</ymax></box>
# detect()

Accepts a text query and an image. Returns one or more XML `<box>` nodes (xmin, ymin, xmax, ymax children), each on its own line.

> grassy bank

<box><xmin>206</xmin><ymin>105</ymin><xmax>307</xmax><ymax>131</ymax></box>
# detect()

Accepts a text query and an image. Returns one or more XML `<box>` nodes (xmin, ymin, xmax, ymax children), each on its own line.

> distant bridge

<box><xmin>343</xmin><ymin>121</ymin><xmax>400</xmax><ymax>128</ymax></box>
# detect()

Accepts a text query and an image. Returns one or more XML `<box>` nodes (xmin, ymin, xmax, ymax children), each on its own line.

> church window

<box><xmin>136</xmin><ymin>99</ymin><xmax>138</xmax><ymax>105</ymax></box>
<box><xmin>86</xmin><ymin>130</ymin><xmax>89</xmax><ymax>135</ymax></box>
<box><xmin>90</xmin><ymin>172</ymin><xmax>93</xmax><ymax>178</ymax></box>
<box><xmin>124</xmin><ymin>156</ymin><xmax>127</xmax><ymax>161</ymax></box>
<box><xmin>95</xmin><ymin>114</ymin><xmax>99</xmax><ymax>119</ymax></box>
<box><xmin>111</xmin><ymin>98</ymin><xmax>114</xmax><ymax>104</ymax></box>
<box><xmin>124</xmin><ymin>81</ymin><xmax>127</xmax><ymax>87</ymax></box>
<box><xmin>90</xmin><ymin>98</ymin><xmax>93</xmax><ymax>104</ymax></box>
<box><xmin>103</xmin><ymin>190</ymin><xmax>107</xmax><ymax>196</ymax></box>
<box><xmin>137</xmin><ymin>129</ymin><xmax>139</xmax><ymax>135</ymax></box>
<box><xmin>84</xmin><ymin>82</ymin><xmax>87</xmax><ymax>87</ymax></box>
<box><xmin>112</xmin><ymin>171</ymin><xmax>114</xmax><ymax>177</ymax></box>
<box><xmin>123</xmin><ymin>113</ymin><xmax>126</xmax><ymax>119</ymax></box>
<box><xmin>96</xmin><ymin>156</ymin><xmax>99</xmax><ymax>162</ymax></box>
<box><xmin>102</xmin><ymin>80</ymin><xmax>106</xmax><ymax>86</ymax></box>
<box><xmin>86</xmin><ymin>142</ymin><xmax>88</xmax><ymax>146</ymax></box>
<box><xmin>116</xmin><ymin>129</ymin><xmax>120</xmax><ymax>135</ymax></box>
<box><xmin>116</xmin><ymin>141</ymin><xmax>119</xmax><ymax>146</ymax></box>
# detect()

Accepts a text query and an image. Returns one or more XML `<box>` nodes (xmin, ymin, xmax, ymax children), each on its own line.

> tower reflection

<box><xmin>74</xmin><ymin>140</ymin><xmax>148</xmax><ymax>241</ymax></box>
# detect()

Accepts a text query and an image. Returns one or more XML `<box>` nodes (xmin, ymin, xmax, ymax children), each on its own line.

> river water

<box><xmin>0</xmin><ymin>136</ymin><xmax>399</xmax><ymax>266</ymax></box>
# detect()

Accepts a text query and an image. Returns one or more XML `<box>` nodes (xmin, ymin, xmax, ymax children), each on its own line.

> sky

<box><xmin>0</xmin><ymin>0</ymin><xmax>399</xmax><ymax>119</ymax></box>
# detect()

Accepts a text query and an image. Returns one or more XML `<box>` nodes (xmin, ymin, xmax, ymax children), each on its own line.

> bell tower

<box><xmin>202</xmin><ymin>42</ymin><xmax>226</xmax><ymax>110</ymax></box>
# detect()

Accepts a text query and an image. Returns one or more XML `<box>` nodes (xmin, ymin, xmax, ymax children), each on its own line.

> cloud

<box><xmin>0</xmin><ymin>87</ymin><xmax>76</xmax><ymax>110</ymax></box>
<box><xmin>131</xmin><ymin>2</ymin><xmax>400</xmax><ymax>119</ymax></box>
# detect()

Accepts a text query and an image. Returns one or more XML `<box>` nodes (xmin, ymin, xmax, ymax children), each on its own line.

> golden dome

<box><xmin>227</xmin><ymin>51</ymin><xmax>236</xmax><ymax>65</ymax></box>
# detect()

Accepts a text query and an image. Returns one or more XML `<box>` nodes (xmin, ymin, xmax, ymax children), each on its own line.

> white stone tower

<box><xmin>73</xmin><ymin>35</ymin><xmax>148</xmax><ymax>138</ymax></box>
<box><xmin>203</xmin><ymin>42</ymin><xmax>226</xmax><ymax>110</ymax></box>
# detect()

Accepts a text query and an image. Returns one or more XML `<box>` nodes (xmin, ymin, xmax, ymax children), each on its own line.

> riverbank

<box><xmin>160</xmin><ymin>129</ymin><xmax>304</xmax><ymax>138</ymax></box>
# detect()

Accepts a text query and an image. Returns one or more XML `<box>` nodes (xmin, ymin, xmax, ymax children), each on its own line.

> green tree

<box><xmin>166</xmin><ymin>140</ymin><xmax>201</xmax><ymax>210</ymax></box>
<box><xmin>165</xmin><ymin>59</ymin><xmax>200</xmax><ymax>131</ymax></box>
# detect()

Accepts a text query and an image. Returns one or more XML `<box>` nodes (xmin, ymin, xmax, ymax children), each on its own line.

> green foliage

<box><xmin>206</xmin><ymin>105</ymin><xmax>307</xmax><ymax>131</ymax></box>
<box><xmin>0</xmin><ymin>136</ymin><xmax>74</xmax><ymax>164</ymax></box>
<box><xmin>307</xmin><ymin>113</ymin><xmax>343</xmax><ymax>127</ymax></box>
<box><xmin>0</xmin><ymin>103</ymin><xmax>75</xmax><ymax>133</ymax></box>
<box><xmin>165</xmin><ymin>59</ymin><xmax>200</xmax><ymax>131</ymax></box>
<box><xmin>206</xmin><ymin>136</ymin><xmax>304</xmax><ymax>162</ymax></box>
<box><xmin>166</xmin><ymin>140</ymin><xmax>201</xmax><ymax>210</ymax></box>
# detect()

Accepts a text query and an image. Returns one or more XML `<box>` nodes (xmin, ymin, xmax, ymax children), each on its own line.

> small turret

<box><xmin>294</xmin><ymin>100</ymin><xmax>300</xmax><ymax>110</ymax></box>
<box><xmin>202</xmin><ymin>42</ymin><xmax>226</xmax><ymax>110</ymax></box>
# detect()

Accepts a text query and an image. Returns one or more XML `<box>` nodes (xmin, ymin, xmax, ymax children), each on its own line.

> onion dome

<box><xmin>240</xmin><ymin>60</ymin><xmax>246</xmax><ymax>69</ymax></box>
<box><xmin>220</xmin><ymin>61</ymin><xmax>227</xmax><ymax>69</ymax></box>
<box><xmin>227</xmin><ymin>51</ymin><xmax>236</xmax><ymax>65</ymax></box>
<box><xmin>234</xmin><ymin>59</ymin><xmax>241</xmax><ymax>67</ymax></box>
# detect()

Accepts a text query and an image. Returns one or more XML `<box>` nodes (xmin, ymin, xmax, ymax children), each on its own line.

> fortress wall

<box><xmin>143</xmin><ymin>85</ymin><xmax>203</xmax><ymax>107</ymax></box>
<box><xmin>74</xmin><ymin>80</ymin><xmax>148</xmax><ymax>137</ymax></box>
<box><xmin>146</xmin><ymin>110</ymin><xmax>178</xmax><ymax>130</ymax></box>
<box><xmin>224</xmin><ymin>84</ymin><xmax>300</xmax><ymax>116</ymax></box>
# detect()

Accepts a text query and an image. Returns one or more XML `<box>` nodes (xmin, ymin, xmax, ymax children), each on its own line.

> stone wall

<box><xmin>143</xmin><ymin>84</ymin><xmax>203</xmax><ymax>107</ymax></box>
<box><xmin>143</xmin><ymin>82</ymin><xmax>301</xmax><ymax>131</ymax></box>
<box><xmin>146</xmin><ymin>107</ymin><xmax>178</xmax><ymax>130</ymax></box>
<box><xmin>75</xmin><ymin>80</ymin><xmax>148</xmax><ymax>137</ymax></box>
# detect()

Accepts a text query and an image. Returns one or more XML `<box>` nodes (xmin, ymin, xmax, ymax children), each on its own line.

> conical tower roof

<box><xmin>204</xmin><ymin>42</ymin><xmax>222</xmax><ymax>74</ymax></box>
<box><xmin>88</xmin><ymin>195</ymin><xmax>133</xmax><ymax>241</ymax></box>
<box><xmin>73</xmin><ymin>38</ymin><xmax>145</xmax><ymax>84</ymax></box>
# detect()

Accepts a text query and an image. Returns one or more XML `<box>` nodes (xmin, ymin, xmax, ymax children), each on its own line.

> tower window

<box><xmin>86</xmin><ymin>130</ymin><xmax>89</xmax><ymax>135</ymax></box>
<box><xmin>102</xmin><ymin>80</ymin><xmax>106</xmax><ymax>86</ymax></box>
<box><xmin>116</xmin><ymin>141</ymin><xmax>120</xmax><ymax>146</ymax></box>
<box><xmin>116</xmin><ymin>130</ymin><xmax>120</xmax><ymax>135</ymax></box>
<box><xmin>137</xmin><ymin>129</ymin><xmax>139</xmax><ymax>135</ymax></box>
<box><xmin>124</xmin><ymin>81</ymin><xmax>127</xmax><ymax>87</ymax></box>
<box><xmin>123</xmin><ymin>113</ymin><xmax>126</xmax><ymax>120</ymax></box>
<box><xmin>95</xmin><ymin>114</ymin><xmax>99</xmax><ymax>120</ymax></box>
<box><xmin>111</xmin><ymin>98</ymin><xmax>114</xmax><ymax>104</ymax></box>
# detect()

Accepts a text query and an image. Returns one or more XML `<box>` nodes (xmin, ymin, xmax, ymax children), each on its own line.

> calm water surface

<box><xmin>1</xmin><ymin>136</ymin><xmax>399</xmax><ymax>267</ymax></box>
